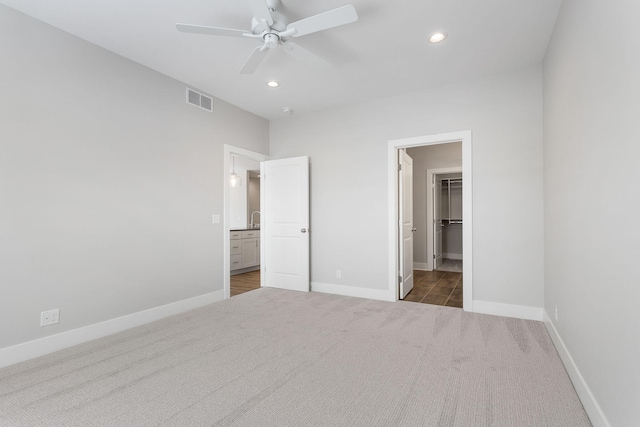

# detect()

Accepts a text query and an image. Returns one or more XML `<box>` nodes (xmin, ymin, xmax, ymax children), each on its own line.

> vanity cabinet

<box><xmin>231</xmin><ymin>230</ymin><xmax>260</xmax><ymax>271</ymax></box>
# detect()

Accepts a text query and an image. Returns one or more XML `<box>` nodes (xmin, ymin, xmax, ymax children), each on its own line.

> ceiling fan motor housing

<box><xmin>251</xmin><ymin>11</ymin><xmax>288</xmax><ymax>37</ymax></box>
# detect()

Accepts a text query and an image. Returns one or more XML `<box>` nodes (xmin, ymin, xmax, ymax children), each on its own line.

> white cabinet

<box><xmin>231</xmin><ymin>230</ymin><xmax>261</xmax><ymax>271</ymax></box>
<box><xmin>241</xmin><ymin>238</ymin><xmax>259</xmax><ymax>267</ymax></box>
<box><xmin>230</xmin><ymin>235</ymin><xmax>242</xmax><ymax>270</ymax></box>
<box><xmin>241</xmin><ymin>230</ymin><xmax>259</xmax><ymax>239</ymax></box>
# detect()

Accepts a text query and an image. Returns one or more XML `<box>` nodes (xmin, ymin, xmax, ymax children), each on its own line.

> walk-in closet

<box><xmin>400</xmin><ymin>143</ymin><xmax>463</xmax><ymax>308</ymax></box>
<box><xmin>435</xmin><ymin>173</ymin><xmax>463</xmax><ymax>272</ymax></box>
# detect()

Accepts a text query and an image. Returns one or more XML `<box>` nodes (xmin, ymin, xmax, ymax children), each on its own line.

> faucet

<box><xmin>250</xmin><ymin>211</ymin><xmax>260</xmax><ymax>229</ymax></box>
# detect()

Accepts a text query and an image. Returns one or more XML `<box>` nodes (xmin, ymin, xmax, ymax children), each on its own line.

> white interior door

<box><xmin>434</xmin><ymin>176</ymin><xmax>443</xmax><ymax>269</ymax></box>
<box><xmin>263</xmin><ymin>156</ymin><xmax>309</xmax><ymax>292</ymax></box>
<box><xmin>399</xmin><ymin>150</ymin><xmax>414</xmax><ymax>299</ymax></box>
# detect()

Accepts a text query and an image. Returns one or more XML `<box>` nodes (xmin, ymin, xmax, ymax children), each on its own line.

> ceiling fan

<box><xmin>176</xmin><ymin>0</ymin><xmax>358</xmax><ymax>74</ymax></box>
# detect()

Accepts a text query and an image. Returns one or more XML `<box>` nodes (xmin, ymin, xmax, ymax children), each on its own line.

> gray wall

<box><xmin>0</xmin><ymin>6</ymin><xmax>269</xmax><ymax>349</ymax></box>
<box><xmin>406</xmin><ymin>143</ymin><xmax>462</xmax><ymax>266</ymax></box>
<box><xmin>543</xmin><ymin>0</ymin><xmax>640</xmax><ymax>424</ymax></box>
<box><xmin>270</xmin><ymin>66</ymin><xmax>544</xmax><ymax>307</ymax></box>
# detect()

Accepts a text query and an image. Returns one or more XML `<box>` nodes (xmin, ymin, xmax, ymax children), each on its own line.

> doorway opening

<box><xmin>398</xmin><ymin>147</ymin><xmax>464</xmax><ymax>307</ymax></box>
<box><xmin>223</xmin><ymin>145</ymin><xmax>268</xmax><ymax>299</ymax></box>
<box><xmin>224</xmin><ymin>148</ymin><xmax>311</xmax><ymax>298</ymax></box>
<box><xmin>229</xmin><ymin>162</ymin><xmax>261</xmax><ymax>297</ymax></box>
<box><xmin>387</xmin><ymin>131</ymin><xmax>472</xmax><ymax>311</ymax></box>
<box><xmin>427</xmin><ymin>168</ymin><xmax>463</xmax><ymax>273</ymax></box>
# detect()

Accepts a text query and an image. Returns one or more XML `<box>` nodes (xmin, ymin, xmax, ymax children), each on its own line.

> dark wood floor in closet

<box><xmin>403</xmin><ymin>270</ymin><xmax>463</xmax><ymax>308</ymax></box>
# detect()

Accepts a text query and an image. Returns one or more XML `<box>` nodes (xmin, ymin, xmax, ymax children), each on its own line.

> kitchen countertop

<box><xmin>231</xmin><ymin>228</ymin><xmax>260</xmax><ymax>232</ymax></box>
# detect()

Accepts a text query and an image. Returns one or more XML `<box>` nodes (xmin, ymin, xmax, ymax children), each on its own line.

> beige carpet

<box><xmin>0</xmin><ymin>288</ymin><xmax>591</xmax><ymax>426</ymax></box>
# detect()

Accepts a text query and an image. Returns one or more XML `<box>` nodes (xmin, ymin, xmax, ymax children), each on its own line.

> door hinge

<box><xmin>398</xmin><ymin>164</ymin><xmax>402</xmax><ymax>171</ymax></box>
<box><xmin>398</xmin><ymin>275</ymin><xmax>403</xmax><ymax>284</ymax></box>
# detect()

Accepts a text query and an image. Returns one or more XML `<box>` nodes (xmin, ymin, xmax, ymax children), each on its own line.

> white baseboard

<box><xmin>311</xmin><ymin>282</ymin><xmax>393</xmax><ymax>302</ymax></box>
<box><xmin>443</xmin><ymin>253</ymin><xmax>463</xmax><ymax>260</ymax></box>
<box><xmin>413</xmin><ymin>262</ymin><xmax>429</xmax><ymax>271</ymax></box>
<box><xmin>472</xmin><ymin>300</ymin><xmax>543</xmax><ymax>321</ymax></box>
<box><xmin>543</xmin><ymin>311</ymin><xmax>610</xmax><ymax>427</ymax></box>
<box><xmin>0</xmin><ymin>290</ymin><xmax>225</xmax><ymax>368</ymax></box>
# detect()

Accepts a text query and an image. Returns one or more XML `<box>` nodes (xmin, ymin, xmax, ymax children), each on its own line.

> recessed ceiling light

<box><xmin>429</xmin><ymin>32</ymin><xmax>448</xmax><ymax>43</ymax></box>
<box><xmin>266</xmin><ymin>81</ymin><xmax>279</xmax><ymax>88</ymax></box>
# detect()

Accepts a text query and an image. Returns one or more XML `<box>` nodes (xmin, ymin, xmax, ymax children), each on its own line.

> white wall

<box><xmin>270</xmin><ymin>66</ymin><xmax>544</xmax><ymax>308</ymax></box>
<box><xmin>0</xmin><ymin>5</ymin><xmax>269</xmax><ymax>350</ymax></box>
<box><xmin>229</xmin><ymin>169</ymin><xmax>248</xmax><ymax>229</ymax></box>
<box><xmin>543</xmin><ymin>0</ymin><xmax>640</xmax><ymax>425</ymax></box>
<box><xmin>406</xmin><ymin>144</ymin><xmax>462</xmax><ymax>266</ymax></box>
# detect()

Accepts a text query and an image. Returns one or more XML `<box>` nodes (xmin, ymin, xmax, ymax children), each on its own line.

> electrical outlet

<box><xmin>40</xmin><ymin>309</ymin><xmax>60</xmax><ymax>327</ymax></box>
<box><xmin>554</xmin><ymin>305</ymin><xmax>558</xmax><ymax>322</ymax></box>
<box><xmin>336</xmin><ymin>269</ymin><xmax>342</xmax><ymax>279</ymax></box>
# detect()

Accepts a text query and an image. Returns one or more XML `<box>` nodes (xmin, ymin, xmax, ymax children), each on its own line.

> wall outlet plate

<box><xmin>41</xmin><ymin>309</ymin><xmax>60</xmax><ymax>327</ymax></box>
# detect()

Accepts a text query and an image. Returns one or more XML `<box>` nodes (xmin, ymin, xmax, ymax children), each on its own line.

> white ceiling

<box><xmin>1</xmin><ymin>0</ymin><xmax>562</xmax><ymax>120</ymax></box>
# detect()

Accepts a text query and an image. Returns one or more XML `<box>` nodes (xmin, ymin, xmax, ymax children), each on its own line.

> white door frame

<box><xmin>387</xmin><ymin>131</ymin><xmax>473</xmax><ymax>311</ymax></box>
<box><xmin>426</xmin><ymin>167</ymin><xmax>462</xmax><ymax>271</ymax></box>
<box><xmin>223</xmin><ymin>144</ymin><xmax>269</xmax><ymax>299</ymax></box>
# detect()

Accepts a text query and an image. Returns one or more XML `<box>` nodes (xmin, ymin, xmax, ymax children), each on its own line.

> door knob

<box><xmin>412</xmin><ymin>228</ymin><xmax>417</xmax><ymax>232</ymax></box>
<box><xmin>301</xmin><ymin>228</ymin><xmax>307</xmax><ymax>233</ymax></box>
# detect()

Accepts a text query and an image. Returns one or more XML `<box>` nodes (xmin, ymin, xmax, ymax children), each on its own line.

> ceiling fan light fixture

<box><xmin>267</xmin><ymin>80</ymin><xmax>280</xmax><ymax>88</ymax></box>
<box><xmin>429</xmin><ymin>32</ymin><xmax>448</xmax><ymax>43</ymax></box>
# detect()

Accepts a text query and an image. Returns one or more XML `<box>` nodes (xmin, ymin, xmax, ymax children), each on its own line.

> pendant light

<box><xmin>229</xmin><ymin>155</ymin><xmax>242</xmax><ymax>187</ymax></box>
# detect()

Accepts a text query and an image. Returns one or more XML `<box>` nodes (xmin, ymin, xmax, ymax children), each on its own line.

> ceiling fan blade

<box><xmin>239</xmin><ymin>46</ymin><xmax>271</xmax><ymax>74</ymax></box>
<box><xmin>281</xmin><ymin>42</ymin><xmax>332</xmax><ymax>69</ymax></box>
<box><xmin>287</xmin><ymin>5</ymin><xmax>358</xmax><ymax>38</ymax></box>
<box><xmin>246</xmin><ymin>0</ymin><xmax>273</xmax><ymax>26</ymax></box>
<box><xmin>176</xmin><ymin>23</ymin><xmax>248</xmax><ymax>38</ymax></box>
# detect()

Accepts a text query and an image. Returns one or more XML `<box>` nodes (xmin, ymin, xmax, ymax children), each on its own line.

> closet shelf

<box><xmin>439</xmin><ymin>176</ymin><xmax>463</xmax><ymax>221</ymax></box>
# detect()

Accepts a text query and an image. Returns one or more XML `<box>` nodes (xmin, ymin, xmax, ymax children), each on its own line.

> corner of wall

<box><xmin>543</xmin><ymin>310</ymin><xmax>611</xmax><ymax>427</ymax></box>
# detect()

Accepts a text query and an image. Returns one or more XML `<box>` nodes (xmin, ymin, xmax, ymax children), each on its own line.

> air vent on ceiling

<box><xmin>186</xmin><ymin>88</ymin><xmax>213</xmax><ymax>112</ymax></box>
